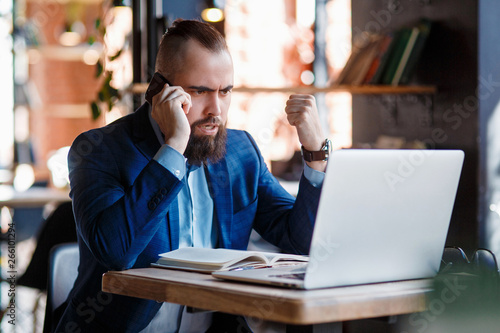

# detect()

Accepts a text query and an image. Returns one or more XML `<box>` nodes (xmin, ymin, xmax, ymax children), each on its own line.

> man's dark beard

<box><xmin>184</xmin><ymin>117</ymin><xmax>227</xmax><ymax>165</ymax></box>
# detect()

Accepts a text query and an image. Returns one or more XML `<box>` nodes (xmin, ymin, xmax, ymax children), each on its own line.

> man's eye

<box><xmin>220</xmin><ymin>89</ymin><xmax>232</xmax><ymax>95</ymax></box>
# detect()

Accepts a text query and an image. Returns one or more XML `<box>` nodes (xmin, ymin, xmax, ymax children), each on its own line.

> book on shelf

<box><xmin>151</xmin><ymin>247</ymin><xmax>309</xmax><ymax>273</ymax></box>
<box><xmin>333</xmin><ymin>33</ymin><xmax>384</xmax><ymax>86</ymax></box>
<box><xmin>366</xmin><ymin>31</ymin><xmax>402</xmax><ymax>84</ymax></box>
<box><xmin>391</xmin><ymin>26</ymin><xmax>420</xmax><ymax>85</ymax></box>
<box><xmin>333</xmin><ymin>19</ymin><xmax>433</xmax><ymax>86</ymax></box>
<box><xmin>398</xmin><ymin>19</ymin><xmax>433</xmax><ymax>84</ymax></box>
<box><xmin>380</xmin><ymin>27</ymin><xmax>412</xmax><ymax>85</ymax></box>
<box><xmin>363</xmin><ymin>34</ymin><xmax>394</xmax><ymax>84</ymax></box>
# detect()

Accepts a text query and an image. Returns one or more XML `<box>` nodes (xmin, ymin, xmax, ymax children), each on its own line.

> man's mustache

<box><xmin>191</xmin><ymin>117</ymin><xmax>223</xmax><ymax>127</ymax></box>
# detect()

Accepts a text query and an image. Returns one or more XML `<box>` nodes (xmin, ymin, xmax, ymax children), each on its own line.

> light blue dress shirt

<box><xmin>149</xmin><ymin>113</ymin><xmax>218</xmax><ymax>249</ymax></box>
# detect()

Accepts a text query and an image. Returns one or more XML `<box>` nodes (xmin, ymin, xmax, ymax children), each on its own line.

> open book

<box><xmin>152</xmin><ymin>247</ymin><xmax>308</xmax><ymax>273</ymax></box>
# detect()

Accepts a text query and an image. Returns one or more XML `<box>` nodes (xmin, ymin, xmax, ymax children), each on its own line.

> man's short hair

<box><xmin>155</xmin><ymin>19</ymin><xmax>228</xmax><ymax>80</ymax></box>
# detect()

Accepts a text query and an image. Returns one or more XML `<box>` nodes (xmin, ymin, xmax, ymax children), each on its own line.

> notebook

<box><xmin>213</xmin><ymin>149</ymin><xmax>464</xmax><ymax>289</ymax></box>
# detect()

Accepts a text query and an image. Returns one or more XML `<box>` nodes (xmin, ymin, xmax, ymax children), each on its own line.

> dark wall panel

<box><xmin>351</xmin><ymin>0</ymin><xmax>479</xmax><ymax>252</ymax></box>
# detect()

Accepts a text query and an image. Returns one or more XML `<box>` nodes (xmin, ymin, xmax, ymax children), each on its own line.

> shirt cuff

<box><xmin>303</xmin><ymin>163</ymin><xmax>325</xmax><ymax>188</ymax></box>
<box><xmin>154</xmin><ymin>145</ymin><xmax>186</xmax><ymax>180</ymax></box>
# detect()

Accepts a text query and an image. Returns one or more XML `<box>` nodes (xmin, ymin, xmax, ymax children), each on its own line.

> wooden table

<box><xmin>102</xmin><ymin>268</ymin><xmax>431</xmax><ymax>330</ymax></box>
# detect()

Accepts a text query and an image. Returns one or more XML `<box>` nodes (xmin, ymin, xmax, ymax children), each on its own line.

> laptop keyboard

<box><xmin>270</xmin><ymin>272</ymin><xmax>306</xmax><ymax>280</ymax></box>
<box><xmin>269</xmin><ymin>266</ymin><xmax>307</xmax><ymax>280</ymax></box>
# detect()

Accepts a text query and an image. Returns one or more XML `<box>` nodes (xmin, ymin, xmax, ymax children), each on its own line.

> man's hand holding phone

<box><xmin>151</xmin><ymin>82</ymin><xmax>192</xmax><ymax>155</ymax></box>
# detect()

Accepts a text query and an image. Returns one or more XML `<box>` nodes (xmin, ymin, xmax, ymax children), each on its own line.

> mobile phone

<box><xmin>145</xmin><ymin>72</ymin><xmax>171</xmax><ymax>105</ymax></box>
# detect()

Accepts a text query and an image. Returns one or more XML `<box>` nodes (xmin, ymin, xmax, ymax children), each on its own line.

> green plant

<box><xmin>89</xmin><ymin>3</ymin><xmax>123</xmax><ymax>120</ymax></box>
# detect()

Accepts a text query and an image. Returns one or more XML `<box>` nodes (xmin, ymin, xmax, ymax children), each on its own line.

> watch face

<box><xmin>324</xmin><ymin>139</ymin><xmax>332</xmax><ymax>151</ymax></box>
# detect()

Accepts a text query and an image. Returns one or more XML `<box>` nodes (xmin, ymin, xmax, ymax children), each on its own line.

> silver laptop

<box><xmin>213</xmin><ymin>149</ymin><xmax>464</xmax><ymax>289</ymax></box>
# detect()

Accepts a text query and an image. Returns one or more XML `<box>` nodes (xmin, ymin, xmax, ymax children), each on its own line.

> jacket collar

<box><xmin>132</xmin><ymin>103</ymin><xmax>161</xmax><ymax>160</ymax></box>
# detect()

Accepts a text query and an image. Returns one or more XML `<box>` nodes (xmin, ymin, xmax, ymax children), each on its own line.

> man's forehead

<box><xmin>175</xmin><ymin>48</ymin><xmax>233</xmax><ymax>88</ymax></box>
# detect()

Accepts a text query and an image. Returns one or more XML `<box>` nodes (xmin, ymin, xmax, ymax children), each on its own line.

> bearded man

<box><xmin>54</xmin><ymin>19</ymin><xmax>329</xmax><ymax>332</ymax></box>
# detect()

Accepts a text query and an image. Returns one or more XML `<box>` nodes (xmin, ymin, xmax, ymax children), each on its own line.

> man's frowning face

<box><xmin>171</xmin><ymin>39</ymin><xmax>234</xmax><ymax>165</ymax></box>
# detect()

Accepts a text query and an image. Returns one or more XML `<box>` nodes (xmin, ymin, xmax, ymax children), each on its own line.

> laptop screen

<box><xmin>305</xmin><ymin>149</ymin><xmax>464</xmax><ymax>289</ymax></box>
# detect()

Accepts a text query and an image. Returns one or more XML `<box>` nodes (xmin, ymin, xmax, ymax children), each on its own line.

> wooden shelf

<box><xmin>232</xmin><ymin>85</ymin><xmax>437</xmax><ymax>95</ymax></box>
<box><xmin>128</xmin><ymin>83</ymin><xmax>436</xmax><ymax>95</ymax></box>
<box><xmin>27</xmin><ymin>0</ymin><xmax>103</xmax><ymax>3</ymax></box>
<box><xmin>27</xmin><ymin>45</ymin><xmax>103</xmax><ymax>62</ymax></box>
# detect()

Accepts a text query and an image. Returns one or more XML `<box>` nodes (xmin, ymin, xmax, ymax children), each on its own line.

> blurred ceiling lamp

<box><xmin>113</xmin><ymin>0</ymin><xmax>128</xmax><ymax>6</ymax></box>
<box><xmin>59</xmin><ymin>21</ymin><xmax>85</xmax><ymax>46</ymax></box>
<box><xmin>111</xmin><ymin>0</ymin><xmax>133</xmax><ymax>34</ymax></box>
<box><xmin>201</xmin><ymin>7</ymin><xmax>224</xmax><ymax>23</ymax></box>
<box><xmin>113</xmin><ymin>0</ymin><xmax>131</xmax><ymax>16</ymax></box>
<box><xmin>59</xmin><ymin>30</ymin><xmax>81</xmax><ymax>46</ymax></box>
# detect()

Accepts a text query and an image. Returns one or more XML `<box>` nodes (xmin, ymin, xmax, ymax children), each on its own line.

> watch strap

<box><xmin>301</xmin><ymin>139</ymin><xmax>331</xmax><ymax>162</ymax></box>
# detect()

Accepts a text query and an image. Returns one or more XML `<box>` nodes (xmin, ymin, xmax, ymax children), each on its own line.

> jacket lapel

<box><xmin>205</xmin><ymin>161</ymin><xmax>233</xmax><ymax>249</ymax></box>
<box><xmin>133</xmin><ymin>104</ymin><xmax>180</xmax><ymax>250</ymax></box>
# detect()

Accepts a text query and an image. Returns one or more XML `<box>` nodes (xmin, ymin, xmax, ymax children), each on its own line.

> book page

<box><xmin>262</xmin><ymin>253</ymin><xmax>309</xmax><ymax>265</ymax></box>
<box><xmin>156</xmin><ymin>248</ymin><xmax>309</xmax><ymax>272</ymax></box>
<box><xmin>158</xmin><ymin>248</ymin><xmax>261</xmax><ymax>265</ymax></box>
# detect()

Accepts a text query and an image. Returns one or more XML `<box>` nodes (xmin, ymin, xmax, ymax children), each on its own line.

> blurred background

<box><xmin>1</xmin><ymin>0</ymin><xmax>500</xmax><ymax>332</ymax></box>
<box><xmin>0</xmin><ymin>0</ymin><xmax>353</xmax><ymax>188</ymax></box>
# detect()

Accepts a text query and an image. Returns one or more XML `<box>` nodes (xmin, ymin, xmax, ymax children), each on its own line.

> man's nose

<box><xmin>205</xmin><ymin>92</ymin><xmax>221</xmax><ymax>117</ymax></box>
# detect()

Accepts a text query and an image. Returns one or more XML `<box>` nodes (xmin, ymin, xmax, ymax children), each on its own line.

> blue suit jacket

<box><xmin>56</xmin><ymin>104</ymin><xmax>322</xmax><ymax>332</ymax></box>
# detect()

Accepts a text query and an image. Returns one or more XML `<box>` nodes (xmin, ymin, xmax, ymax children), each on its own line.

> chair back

<box><xmin>43</xmin><ymin>242</ymin><xmax>79</xmax><ymax>333</ymax></box>
<box><xmin>440</xmin><ymin>246</ymin><xmax>470</xmax><ymax>273</ymax></box>
<box><xmin>471</xmin><ymin>248</ymin><xmax>499</xmax><ymax>276</ymax></box>
<box><xmin>441</xmin><ymin>246</ymin><xmax>500</xmax><ymax>276</ymax></box>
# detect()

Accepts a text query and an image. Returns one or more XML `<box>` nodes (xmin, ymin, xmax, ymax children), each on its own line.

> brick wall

<box><xmin>26</xmin><ymin>1</ymin><xmax>105</xmax><ymax>178</ymax></box>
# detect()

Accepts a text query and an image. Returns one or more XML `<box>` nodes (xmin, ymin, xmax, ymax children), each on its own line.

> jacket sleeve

<box><xmin>68</xmin><ymin>130</ymin><xmax>183</xmax><ymax>270</ymax></box>
<box><xmin>245</xmin><ymin>132</ymin><xmax>322</xmax><ymax>255</ymax></box>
